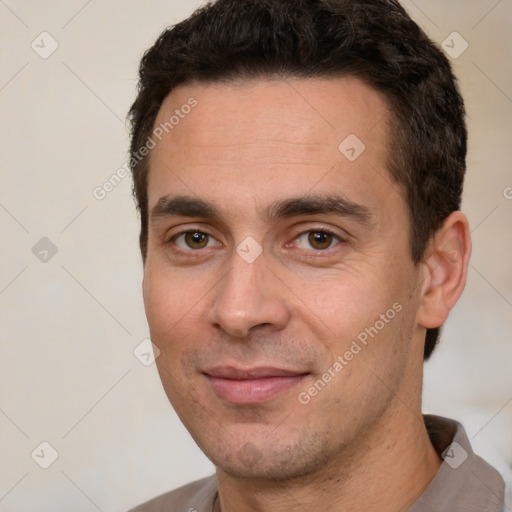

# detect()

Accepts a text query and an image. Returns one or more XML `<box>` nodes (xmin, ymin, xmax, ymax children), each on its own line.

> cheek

<box><xmin>290</xmin><ymin>269</ymin><xmax>392</xmax><ymax>333</ymax></box>
<box><xmin>142</xmin><ymin>264</ymin><xmax>201</xmax><ymax>343</ymax></box>
<box><xmin>293</xmin><ymin>266</ymin><xmax>412</xmax><ymax>371</ymax></box>
<box><xmin>143</xmin><ymin>268</ymin><xmax>205</xmax><ymax>397</ymax></box>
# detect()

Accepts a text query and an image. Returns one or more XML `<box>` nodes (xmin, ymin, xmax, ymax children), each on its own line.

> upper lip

<box><xmin>204</xmin><ymin>366</ymin><xmax>308</xmax><ymax>380</ymax></box>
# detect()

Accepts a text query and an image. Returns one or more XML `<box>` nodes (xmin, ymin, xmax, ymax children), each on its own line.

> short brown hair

<box><xmin>128</xmin><ymin>0</ymin><xmax>467</xmax><ymax>359</ymax></box>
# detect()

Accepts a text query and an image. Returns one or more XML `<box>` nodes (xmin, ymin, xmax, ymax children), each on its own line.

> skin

<box><xmin>142</xmin><ymin>77</ymin><xmax>471</xmax><ymax>512</ymax></box>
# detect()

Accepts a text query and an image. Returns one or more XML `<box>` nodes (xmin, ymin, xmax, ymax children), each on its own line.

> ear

<box><xmin>416</xmin><ymin>211</ymin><xmax>472</xmax><ymax>329</ymax></box>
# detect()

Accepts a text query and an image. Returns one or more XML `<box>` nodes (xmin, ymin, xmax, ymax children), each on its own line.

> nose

<box><xmin>208</xmin><ymin>250</ymin><xmax>291</xmax><ymax>338</ymax></box>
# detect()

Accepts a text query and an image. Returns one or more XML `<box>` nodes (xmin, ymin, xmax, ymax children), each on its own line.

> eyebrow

<box><xmin>151</xmin><ymin>195</ymin><xmax>217</xmax><ymax>220</ymax></box>
<box><xmin>150</xmin><ymin>194</ymin><xmax>372</xmax><ymax>225</ymax></box>
<box><xmin>267</xmin><ymin>195</ymin><xmax>372</xmax><ymax>225</ymax></box>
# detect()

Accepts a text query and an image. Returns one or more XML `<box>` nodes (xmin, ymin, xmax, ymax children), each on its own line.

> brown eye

<box><xmin>170</xmin><ymin>230</ymin><xmax>222</xmax><ymax>253</ymax></box>
<box><xmin>293</xmin><ymin>230</ymin><xmax>341</xmax><ymax>252</ymax></box>
<box><xmin>307</xmin><ymin>231</ymin><xmax>334</xmax><ymax>250</ymax></box>
<box><xmin>184</xmin><ymin>232</ymin><xmax>209</xmax><ymax>249</ymax></box>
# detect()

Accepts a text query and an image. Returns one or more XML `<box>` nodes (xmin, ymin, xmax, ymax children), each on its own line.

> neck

<box><xmin>215</xmin><ymin>402</ymin><xmax>441</xmax><ymax>512</ymax></box>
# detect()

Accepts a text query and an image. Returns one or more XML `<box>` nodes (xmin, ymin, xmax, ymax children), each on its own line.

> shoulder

<box><xmin>128</xmin><ymin>475</ymin><xmax>217</xmax><ymax>512</ymax></box>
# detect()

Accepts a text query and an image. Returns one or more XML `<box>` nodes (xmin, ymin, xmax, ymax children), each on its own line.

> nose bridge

<box><xmin>209</xmin><ymin>250</ymin><xmax>289</xmax><ymax>338</ymax></box>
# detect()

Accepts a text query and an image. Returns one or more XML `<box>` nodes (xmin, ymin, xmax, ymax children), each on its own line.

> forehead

<box><xmin>147</xmin><ymin>77</ymin><xmax>402</xmax><ymax>223</ymax></box>
<box><xmin>153</xmin><ymin>76</ymin><xmax>389</xmax><ymax>150</ymax></box>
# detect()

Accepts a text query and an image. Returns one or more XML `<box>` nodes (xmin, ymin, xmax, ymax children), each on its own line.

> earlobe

<box><xmin>416</xmin><ymin>211</ymin><xmax>471</xmax><ymax>329</ymax></box>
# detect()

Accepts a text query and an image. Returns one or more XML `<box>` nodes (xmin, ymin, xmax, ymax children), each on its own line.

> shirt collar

<box><xmin>407</xmin><ymin>414</ymin><xmax>505</xmax><ymax>512</ymax></box>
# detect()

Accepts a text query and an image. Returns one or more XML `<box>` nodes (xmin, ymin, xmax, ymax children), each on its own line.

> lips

<box><xmin>203</xmin><ymin>366</ymin><xmax>309</xmax><ymax>404</ymax></box>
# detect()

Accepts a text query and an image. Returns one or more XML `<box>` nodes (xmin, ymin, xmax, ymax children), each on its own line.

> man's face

<box><xmin>143</xmin><ymin>77</ymin><xmax>425</xmax><ymax>479</ymax></box>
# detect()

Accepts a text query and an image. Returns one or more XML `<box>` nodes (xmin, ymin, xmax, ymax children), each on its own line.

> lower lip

<box><xmin>205</xmin><ymin>375</ymin><xmax>307</xmax><ymax>404</ymax></box>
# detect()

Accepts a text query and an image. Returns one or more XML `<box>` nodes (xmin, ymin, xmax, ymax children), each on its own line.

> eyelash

<box><xmin>167</xmin><ymin>228</ymin><xmax>345</xmax><ymax>255</ymax></box>
<box><xmin>291</xmin><ymin>229</ymin><xmax>343</xmax><ymax>252</ymax></box>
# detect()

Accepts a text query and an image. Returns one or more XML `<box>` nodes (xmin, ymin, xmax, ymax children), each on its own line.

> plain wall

<box><xmin>0</xmin><ymin>1</ymin><xmax>511</xmax><ymax>510</ymax></box>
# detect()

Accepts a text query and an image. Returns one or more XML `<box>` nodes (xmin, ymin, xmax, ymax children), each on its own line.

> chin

<box><xmin>201</xmin><ymin>433</ymin><xmax>334</xmax><ymax>481</ymax></box>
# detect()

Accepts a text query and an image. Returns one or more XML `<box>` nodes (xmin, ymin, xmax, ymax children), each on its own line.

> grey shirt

<box><xmin>129</xmin><ymin>415</ymin><xmax>506</xmax><ymax>512</ymax></box>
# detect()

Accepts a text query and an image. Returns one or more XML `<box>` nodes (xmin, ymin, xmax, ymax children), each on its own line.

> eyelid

<box><xmin>293</xmin><ymin>228</ymin><xmax>343</xmax><ymax>248</ymax></box>
<box><xmin>164</xmin><ymin>224</ymin><xmax>218</xmax><ymax>242</ymax></box>
<box><xmin>291</xmin><ymin>223</ymin><xmax>347</xmax><ymax>240</ymax></box>
<box><xmin>166</xmin><ymin>228</ymin><xmax>223</xmax><ymax>252</ymax></box>
<box><xmin>169</xmin><ymin>229</ymin><xmax>220</xmax><ymax>244</ymax></box>
<box><xmin>164</xmin><ymin>224</ymin><xmax>348</xmax><ymax>257</ymax></box>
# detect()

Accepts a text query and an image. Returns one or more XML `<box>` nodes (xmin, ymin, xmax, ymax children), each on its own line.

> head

<box><xmin>129</xmin><ymin>0</ymin><xmax>470</xmax><ymax>480</ymax></box>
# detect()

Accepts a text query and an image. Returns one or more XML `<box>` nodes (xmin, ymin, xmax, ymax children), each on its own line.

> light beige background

<box><xmin>0</xmin><ymin>1</ymin><xmax>511</xmax><ymax>511</ymax></box>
